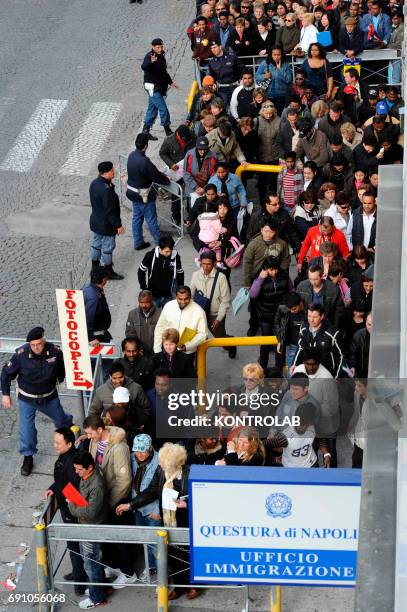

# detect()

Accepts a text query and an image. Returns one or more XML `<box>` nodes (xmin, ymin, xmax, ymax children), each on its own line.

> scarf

<box><xmin>162</xmin><ymin>469</ymin><xmax>182</xmax><ymax>528</ymax></box>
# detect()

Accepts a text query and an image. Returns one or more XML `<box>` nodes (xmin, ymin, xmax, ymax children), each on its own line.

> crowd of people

<box><xmin>0</xmin><ymin>0</ymin><xmax>404</xmax><ymax>609</ymax></box>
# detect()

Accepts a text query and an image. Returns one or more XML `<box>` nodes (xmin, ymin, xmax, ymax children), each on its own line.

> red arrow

<box><xmin>73</xmin><ymin>379</ymin><xmax>93</xmax><ymax>390</ymax></box>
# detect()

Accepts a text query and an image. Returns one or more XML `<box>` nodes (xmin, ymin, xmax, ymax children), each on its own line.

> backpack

<box><xmin>224</xmin><ymin>236</ymin><xmax>245</xmax><ymax>269</ymax></box>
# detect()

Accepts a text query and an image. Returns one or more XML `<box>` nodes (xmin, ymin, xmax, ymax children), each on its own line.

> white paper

<box><xmin>162</xmin><ymin>487</ymin><xmax>179</xmax><ymax>511</ymax></box>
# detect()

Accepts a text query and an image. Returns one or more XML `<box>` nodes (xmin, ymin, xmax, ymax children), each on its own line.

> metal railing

<box><xmin>235</xmin><ymin>163</ymin><xmax>281</xmax><ymax>180</ymax></box>
<box><xmin>37</xmin><ymin>521</ymin><xmax>257</xmax><ymax>612</ymax></box>
<box><xmin>194</xmin><ymin>48</ymin><xmax>402</xmax><ymax>89</ymax></box>
<box><xmin>118</xmin><ymin>153</ymin><xmax>185</xmax><ymax>240</ymax></box>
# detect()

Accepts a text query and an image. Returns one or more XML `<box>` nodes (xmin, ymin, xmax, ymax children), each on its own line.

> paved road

<box><xmin>0</xmin><ymin>2</ymin><xmax>355</xmax><ymax>610</ymax></box>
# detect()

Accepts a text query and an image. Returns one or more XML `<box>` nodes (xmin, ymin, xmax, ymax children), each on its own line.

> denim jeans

<box><xmin>144</xmin><ymin>92</ymin><xmax>170</xmax><ymax>127</ymax></box>
<box><xmin>388</xmin><ymin>59</ymin><xmax>401</xmax><ymax>85</ymax></box>
<box><xmin>89</xmin><ymin>232</ymin><xmax>116</xmax><ymax>266</ymax></box>
<box><xmin>134</xmin><ymin>512</ymin><xmax>161</xmax><ymax>570</ymax></box>
<box><xmin>286</xmin><ymin>344</ymin><xmax>298</xmax><ymax>373</ymax></box>
<box><xmin>60</xmin><ymin>509</ymin><xmax>88</xmax><ymax>582</ymax></box>
<box><xmin>132</xmin><ymin>200</ymin><xmax>161</xmax><ymax>248</ymax></box>
<box><xmin>18</xmin><ymin>397</ymin><xmax>73</xmax><ymax>456</ymax></box>
<box><xmin>80</xmin><ymin>541</ymin><xmax>106</xmax><ymax>604</ymax></box>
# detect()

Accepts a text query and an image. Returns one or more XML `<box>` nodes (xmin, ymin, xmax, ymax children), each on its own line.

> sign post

<box><xmin>56</xmin><ymin>289</ymin><xmax>93</xmax><ymax>393</ymax></box>
<box><xmin>189</xmin><ymin>466</ymin><xmax>361</xmax><ymax>588</ymax></box>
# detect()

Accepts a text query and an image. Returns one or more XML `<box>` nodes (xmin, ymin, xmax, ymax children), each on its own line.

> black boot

<box><xmin>142</xmin><ymin>123</ymin><xmax>158</xmax><ymax>141</ymax></box>
<box><xmin>105</xmin><ymin>264</ymin><xmax>124</xmax><ymax>281</ymax></box>
<box><xmin>164</xmin><ymin>125</ymin><xmax>173</xmax><ymax>136</ymax></box>
<box><xmin>91</xmin><ymin>260</ymin><xmax>100</xmax><ymax>269</ymax></box>
<box><xmin>21</xmin><ymin>456</ymin><xmax>33</xmax><ymax>476</ymax></box>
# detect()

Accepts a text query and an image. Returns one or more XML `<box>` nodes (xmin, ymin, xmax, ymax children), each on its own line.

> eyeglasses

<box><xmin>285</xmin><ymin>18</ymin><xmax>294</xmax><ymax>22</ymax></box>
<box><xmin>244</xmin><ymin>377</ymin><xmax>259</xmax><ymax>383</ymax></box>
<box><xmin>338</xmin><ymin>204</ymin><xmax>350</xmax><ymax>209</ymax></box>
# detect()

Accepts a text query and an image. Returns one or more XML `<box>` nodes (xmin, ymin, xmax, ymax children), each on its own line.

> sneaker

<box><xmin>21</xmin><ymin>456</ymin><xmax>33</xmax><ymax>477</ymax></box>
<box><xmin>138</xmin><ymin>568</ymin><xmax>157</xmax><ymax>581</ymax></box>
<box><xmin>112</xmin><ymin>572</ymin><xmax>138</xmax><ymax>589</ymax></box>
<box><xmin>78</xmin><ymin>597</ymin><xmax>106</xmax><ymax>610</ymax></box>
<box><xmin>104</xmin><ymin>566</ymin><xmax>120</xmax><ymax>579</ymax></box>
<box><xmin>108</xmin><ymin>269</ymin><xmax>125</xmax><ymax>281</ymax></box>
<box><xmin>228</xmin><ymin>346</ymin><xmax>237</xmax><ymax>359</ymax></box>
<box><xmin>216</xmin><ymin>262</ymin><xmax>227</xmax><ymax>270</ymax></box>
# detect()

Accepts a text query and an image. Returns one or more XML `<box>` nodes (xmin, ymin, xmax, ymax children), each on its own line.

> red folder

<box><xmin>62</xmin><ymin>482</ymin><xmax>89</xmax><ymax>507</ymax></box>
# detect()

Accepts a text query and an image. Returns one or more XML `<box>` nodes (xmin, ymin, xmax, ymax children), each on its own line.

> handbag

<box><xmin>232</xmin><ymin>287</ymin><xmax>250</xmax><ymax>316</ymax></box>
<box><xmin>225</xmin><ymin>236</ymin><xmax>245</xmax><ymax>268</ymax></box>
<box><xmin>193</xmin><ymin>270</ymin><xmax>220</xmax><ymax>315</ymax></box>
<box><xmin>257</xmin><ymin>64</ymin><xmax>272</xmax><ymax>90</ymax></box>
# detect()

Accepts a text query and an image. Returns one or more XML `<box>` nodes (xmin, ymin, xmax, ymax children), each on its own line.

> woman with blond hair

<box><xmin>216</xmin><ymin>427</ymin><xmax>266</xmax><ymax>465</ymax></box>
<box><xmin>293</xmin><ymin>12</ymin><xmax>318</xmax><ymax>55</ymax></box>
<box><xmin>340</xmin><ymin>122</ymin><xmax>362</xmax><ymax>150</ymax></box>
<box><xmin>117</xmin><ymin>442</ymin><xmax>200</xmax><ymax>601</ymax></box>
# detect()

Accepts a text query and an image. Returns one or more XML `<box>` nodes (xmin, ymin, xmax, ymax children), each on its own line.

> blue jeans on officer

<box><xmin>18</xmin><ymin>396</ymin><xmax>73</xmax><ymax>456</ymax></box>
<box><xmin>90</xmin><ymin>233</ymin><xmax>116</xmax><ymax>266</ymax></box>
<box><xmin>132</xmin><ymin>200</ymin><xmax>161</xmax><ymax>248</ymax></box>
<box><xmin>144</xmin><ymin>92</ymin><xmax>170</xmax><ymax>127</ymax></box>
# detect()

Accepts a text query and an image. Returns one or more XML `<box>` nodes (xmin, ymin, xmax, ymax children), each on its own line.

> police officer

<box><xmin>1</xmin><ymin>327</ymin><xmax>73</xmax><ymax>476</ymax></box>
<box><xmin>208</xmin><ymin>41</ymin><xmax>239</xmax><ymax>107</ymax></box>
<box><xmin>141</xmin><ymin>38</ymin><xmax>180</xmax><ymax>141</ymax></box>
<box><xmin>83</xmin><ymin>267</ymin><xmax>112</xmax><ymax>346</ymax></box>
<box><xmin>89</xmin><ymin>160</ymin><xmax>125</xmax><ymax>281</ymax></box>
<box><xmin>127</xmin><ymin>132</ymin><xmax>170</xmax><ymax>251</ymax></box>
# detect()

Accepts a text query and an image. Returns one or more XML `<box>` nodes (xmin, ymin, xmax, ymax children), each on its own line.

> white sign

<box><xmin>189</xmin><ymin>466</ymin><xmax>361</xmax><ymax>587</ymax></box>
<box><xmin>56</xmin><ymin>289</ymin><xmax>93</xmax><ymax>391</ymax></box>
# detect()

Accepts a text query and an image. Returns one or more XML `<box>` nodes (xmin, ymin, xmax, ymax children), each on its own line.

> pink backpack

<box><xmin>225</xmin><ymin>236</ymin><xmax>245</xmax><ymax>269</ymax></box>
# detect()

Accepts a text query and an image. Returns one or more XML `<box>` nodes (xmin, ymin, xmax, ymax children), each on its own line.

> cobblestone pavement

<box><xmin>0</xmin><ymin>0</ymin><xmax>195</xmax><ymax>590</ymax></box>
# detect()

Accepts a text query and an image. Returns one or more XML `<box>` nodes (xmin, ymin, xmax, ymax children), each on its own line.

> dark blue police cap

<box><xmin>26</xmin><ymin>327</ymin><xmax>45</xmax><ymax>342</ymax></box>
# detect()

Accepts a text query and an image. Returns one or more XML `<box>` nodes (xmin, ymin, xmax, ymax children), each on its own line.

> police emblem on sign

<box><xmin>265</xmin><ymin>492</ymin><xmax>292</xmax><ymax>518</ymax></box>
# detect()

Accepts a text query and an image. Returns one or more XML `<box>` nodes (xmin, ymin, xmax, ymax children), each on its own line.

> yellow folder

<box><xmin>178</xmin><ymin>327</ymin><xmax>197</xmax><ymax>347</ymax></box>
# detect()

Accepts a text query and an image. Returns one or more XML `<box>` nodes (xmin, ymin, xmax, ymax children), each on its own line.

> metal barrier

<box><xmin>187</xmin><ymin>80</ymin><xmax>199</xmax><ymax>113</ymax></box>
<box><xmin>235</xmin><ymin>163</ymin><xmax>281</xmax><ymax>180</ymax></box>
<box><xmin>118</xmin><ymin>153</ymin><xmax>185</xmax><ymax>241</ymax></box>
<box><xmin>194</xmin><ymin>48</ymin><xmax>402</xmax><ymax>90</ymax></box>
<box><xmin>39</xmin><ymin>521</ymin><xmax>254</xmax><ymax>612</ymax></box>
<box><xmin>196</xmin><ymin>335</ymin><xmax>279</xmax><ymax>384</ymax></box>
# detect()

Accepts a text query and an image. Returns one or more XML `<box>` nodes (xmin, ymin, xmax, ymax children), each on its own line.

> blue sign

<box><xmin>189</xmin><ymin>466</ymin><xmax>361</xmax><ymax>587</ymax></box>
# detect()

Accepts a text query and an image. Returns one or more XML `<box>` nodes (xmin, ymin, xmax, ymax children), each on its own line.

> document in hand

<box><xmin>178</xmin><ymin>327</ymin><xmax>197</xmax><ymax>347</ymax></box>
<box><xmin>62</xmin><ymin>482</ymin><xmax>89</xmax><ymax>507</ymax></box>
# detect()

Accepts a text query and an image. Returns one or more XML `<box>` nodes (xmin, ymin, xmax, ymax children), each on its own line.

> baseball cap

<box><xmin>343</xmin><ymin>85</ymin><xmax>357</xmax><ymax>95</ymax></box>
<box><xmin>368</xmin><ymin>87</ymin><xmax>379</xmax><ymax>99</ymax></box>
<box><xmin>376</xmin><ymin>100</ymin><xmax>388</xmax><ymax>115</ymax></box>
<box><xmin>112</xmin><ymin>387</ymin><xmax>130</xmax><ymax>404</ymax></box>
<box><xmin>197</xmin><ymin>136</ymin><xmax>209</xmax><ymax>150</ymax></box>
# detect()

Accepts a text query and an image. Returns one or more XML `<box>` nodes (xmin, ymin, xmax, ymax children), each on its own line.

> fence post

<box><xmin>270</xmin><ymin>586</ymin><xmax>282</xmax><ymax>612</ymax></box>
<box><xmin>156</xmin><ymin>530</ymin><xmax>169</xmax><ymax>612</ymax></box>
<box><xmin>35</xmin><ymin>523</ymin><xmax>50</xmax><ymax>612</ymax></box>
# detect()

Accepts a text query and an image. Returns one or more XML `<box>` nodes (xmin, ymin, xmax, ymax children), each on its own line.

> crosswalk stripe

<box><xmin>59</xmin><ymin>102</ymin><xmax>122</xmax><ymax>176</ymax></box>
<box><xmin>0</xmin><ymin>98</ymin><xmax>68</xmax><ymax>172</ymax></box>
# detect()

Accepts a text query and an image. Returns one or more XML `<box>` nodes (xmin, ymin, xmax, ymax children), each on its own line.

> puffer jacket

<box><xmin>198</xmin><ymin>212</ymin><xmax>224</xmax><ymax>243</ymax></box>
<box><xmin>255</xmin><ymin>115</ymin><xmax>281</xmax><ymax>161</ymax></box>
<box><xmin>89</xmin><ymin>426</ymin><xmax>132</xmax><ymax>508</ymax></box>
<box><xmin>249</xmin><ymin>270</ymin><xmax>290</xmax><ymax>323</ymax></box>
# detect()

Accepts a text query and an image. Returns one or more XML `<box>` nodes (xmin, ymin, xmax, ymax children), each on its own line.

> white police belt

<box><xmin>93</xmin><ymin>330</ymin><xmax>107</xmax><ymax>337</ymax></box>
<box><xmin>127</xmin><ymin>185</ymin><xmax>150</xmax><ymax>203</ymax></box>
<box><xmin>18</xmin><ymin>388</ymin><xmax>56</xmax><ymax>399</ymax></box>
<box><xmin>217</xmin><ymin>81</ymin><xmax>238</xmax><ymax>88</ymax></box>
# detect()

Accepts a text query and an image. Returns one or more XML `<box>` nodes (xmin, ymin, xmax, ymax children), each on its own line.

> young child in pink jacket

<box><xmin>197</xmin><ymin>211</ymin><xmax>227</xmax><ymax>268</ymax></box>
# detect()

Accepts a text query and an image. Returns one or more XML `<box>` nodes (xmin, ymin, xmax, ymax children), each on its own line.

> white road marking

<box><xmin>59</xmin><ymin>102</ymin><xmax>122</xmax><ymax>176</ymax></box>
<box><xmin>0</xmin><ymin>98</ymin><xmax>68</xmax><ymax>172</ymax></box>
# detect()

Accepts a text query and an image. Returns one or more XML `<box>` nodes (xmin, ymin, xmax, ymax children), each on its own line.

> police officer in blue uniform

<box><xmin>126</xmin><ymin>132</ymin><xmax>170</xmax><ymax>251</ymax></box>
<box><xmin>89</xmin><ymin>161</ymin><xmax>125</xmax><ymax>281</ymax></box>
<box><xmin>1</xmin><ymin>327</ymin><xmax>73</xmax><ymax>476</ymax></box>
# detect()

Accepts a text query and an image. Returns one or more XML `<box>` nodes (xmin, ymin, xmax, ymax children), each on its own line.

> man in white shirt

<box><xmin>153</xmin><ymin>286</ymin><xmax>208</xmax><ymax>357</ymax></box>
<box><xmin>346</xmin><ymin>190</ymin><xmax>377</xmax><ymax>251</ymax></box>
<box><xmin>293</xmin><ymin>347</ymin><xmax>339</xmax><ymax>467</ymax></box>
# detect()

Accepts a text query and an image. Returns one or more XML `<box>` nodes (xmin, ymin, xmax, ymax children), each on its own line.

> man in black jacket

<box><xmin>89</xmin><ymin>161</ymin><xmax>125</xmax><ymax>280</ymax></box>
<box><xmin>141</xmin><ymin>38</ymin><xmax>179</xmax><ymax>140</ymax></box>
<box><xmin>137</xmin><ymin>236</ymin><xmax>184</xmax><ymax>307</ymax></box>
<box><xmin>246</xmin><ymin>193</ymin><xmax>301</xmax><ymax>254</ymax></box>
<box><xmin>117</xmin><ymin>337</ymin><xmax>154</xmax><ymax>391</ymax></box>
<box><xmin>292</xmin><ymin>303</ymin><xmax>343</xmax><ymax>378</ymax></box>
<box><xmin>349</xmin><ymin>312</ymin><xmax>371</xmax><ymax>378</ymax></box>
<box><xmin>127</xmin><ymin>133</ymin><xmax>170</xmax><ymax>251</ymax></box>
<box><xmin>44</xmin><ymin>428</ymin><xmax>87</xmax><ymax>594</ymax></box>
<box><xmin>297</xmin><ymin>265</ymin><xmax>344</xmax><ymax>328</ymax></box>
<box><xmin>338</xmin><ymin>17</ymin><xmax>364</xmax><ymax>57</ymax></box>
